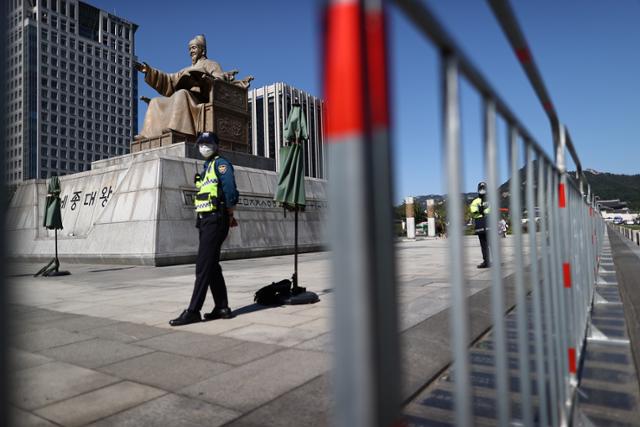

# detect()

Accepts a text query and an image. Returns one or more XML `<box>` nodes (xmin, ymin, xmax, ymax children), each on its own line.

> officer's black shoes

<box><xmin>477</xmin><ymin>261</ymin><xmax>491</xmax><ymax>269</ymax></box>
<box><xmin>169</xmin><ymin>309</ymin><xmax>202</xmax><ymax>326</ymax></box>
<box><xmin>204</xmin><ymin>306</ymin><xmax>233</xmax><ymax>320</ymax></box>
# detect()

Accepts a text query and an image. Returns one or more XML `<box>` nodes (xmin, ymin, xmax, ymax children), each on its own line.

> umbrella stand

<box><xmin>35</xmin><ymin>177</ymin><xmax>71</xmax><ymax>278</ymax></box>
<box><xmin>293</xmin><ymin>207</ymin><xmax>298</xmax><ymax>288</ymax></box>
<box><xmin>35</xmin><ymin>229</ymin><xmax>70</xmax><ymax>277</ymax></box>
<box><xmin>47</xmin><ymin>229</ymin><xmax>71</xmax><ymax>276</ymax></box>
<box><xmin>272</xmin><ymin>106</ymin><xmax>318</xmax><ymax>305</ymax></box>
<box><xmin>282</xmin><ymin>204</ymin><xmax>319</xmax><ymax>304</ymax></box>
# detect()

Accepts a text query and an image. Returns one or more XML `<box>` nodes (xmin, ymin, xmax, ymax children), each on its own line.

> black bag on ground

<box><xmin>254</xmin><ymin>279</ymin><xmax>292</xmax><ymax>305</ymax></box>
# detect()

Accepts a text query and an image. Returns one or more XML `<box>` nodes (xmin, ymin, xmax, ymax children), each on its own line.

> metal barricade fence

<box><xmin>323</xmin><ymin>0</ymin><xmax>606</xmax><ymax>426</ymax></box>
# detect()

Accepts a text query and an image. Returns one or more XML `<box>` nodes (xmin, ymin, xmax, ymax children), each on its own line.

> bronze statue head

<box><xmin>188</xmin><ymin>35</ymin><xmax>207</xmax><ymax>65</ymax></box>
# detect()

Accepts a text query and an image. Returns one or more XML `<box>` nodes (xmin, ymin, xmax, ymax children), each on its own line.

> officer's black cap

<box><xmin>196</xmin><ymin>132</ymin><xmax>219</xmax><ymax>146</ymax></box>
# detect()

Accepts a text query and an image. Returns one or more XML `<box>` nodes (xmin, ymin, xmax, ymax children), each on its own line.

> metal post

<box><xmin>550</xmin><ymin>171</ymin><xmax>569</xmax><ymax>425</ymax></box>
<box><xmin>527</xmin><ymin>147</ymin><xmax>549</xmax><ymax>427</ymax></box>
<box><xmin>294</xmin><ymin>208</ymin><xmax>298</xmax><ymax>288</ymax></box>
<box><xmin>324</xmin><ymin>1</ymin><xmax>401</xmax><ymax>425</ymax></box>
<box><xmin>484</xmin><ymin>98</ymin><xmax>509</xmax><ymax>426</ymax></box>
<box><xmin>539</xmin><ymin>159</ymin><xmax>560</xmax><ymax>427</ymax></box>
<box><xmin>442</xmin><ymin>53</ymin><xmax>472</xmax><ymax>427</ymax></box>
<box><xmin>365</xmin><ymin>2</ymin><xmax>403</xmax><ymax>425</ymax></box>
<box><xmin>508</xmin><ymin>127</ymin><xmax>533</xmax><ymax>426</ymax></box>
<box><xmin>556</xmin><ymin>126</ymin><xmax>577</xmax><ymax>419</ymax></box>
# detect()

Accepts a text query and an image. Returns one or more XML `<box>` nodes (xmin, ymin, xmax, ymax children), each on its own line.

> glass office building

<box><xmin>5</xmin><ymin>0</ymin><xmax>138</xmax><ymax>184</ymax></box>
<box><xmin>248</xmin><ymin>83</ymin><xmax>326</xmax><ymax>179</ymax></box>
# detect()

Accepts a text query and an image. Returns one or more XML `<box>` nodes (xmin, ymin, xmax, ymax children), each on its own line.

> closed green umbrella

<box><xmin>275</xmin><ymin>103</ymin><xmax>307</xmax><ymax>208</ymax></box>
<box><xmin>43</xmin><ymin>176</ymin><xmax>63</xmax><ymax>230</ymax></box>
<box><xmin>35</xmin><ymin>176</ymin><xmax>70</xmax><ymax>277</ymax></box>
<box><xmin>273</xmin><ymin>104</ymin><xmax>318</xmax><ymax>304</ymax></box>
<box><xmin>275</xmin><ymin>143</ymin><xmax>306</xmax><ymax>209</ymax></box>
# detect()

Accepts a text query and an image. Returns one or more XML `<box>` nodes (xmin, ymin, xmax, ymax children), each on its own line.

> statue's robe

<box><xmin>139</xmin><ymin>57</ymin><xmax>224</xmax><ymax>138</ymax></box>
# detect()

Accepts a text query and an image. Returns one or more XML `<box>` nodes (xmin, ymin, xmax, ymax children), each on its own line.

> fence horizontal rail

<box><xmin>486</xmin><ymin>0</ymin><xmax>583</xmax><ymax>176</ymax></box>
<box><xmin>393</xmin><ymin>0</ymin><xmax>558</xmax><ymax>173</ymax></box>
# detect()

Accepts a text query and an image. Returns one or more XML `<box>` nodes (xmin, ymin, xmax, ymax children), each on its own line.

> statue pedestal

<box><xmin>7</xmin><ymin>143</ymin><xmax>327</xmax><ymax>266</ymax></box>
<box><xmin>130</xmin><ymin>130</ymin><xmax>196</xmax><ymax>153</ymax></box>
<box><xmin>131</xmin><ymin>80</ymin><xmax>250</xmax><ymax>154</ymax></box>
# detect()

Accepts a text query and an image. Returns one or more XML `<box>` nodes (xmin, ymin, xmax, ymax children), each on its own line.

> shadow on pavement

<box><xmin>232</xmin><ymin>303</ymin><xmax>279</xmax><ymax>316</ymax></box>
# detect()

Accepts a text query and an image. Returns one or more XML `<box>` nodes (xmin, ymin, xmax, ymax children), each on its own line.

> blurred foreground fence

<box><xmin>323</xmin><ymin>0</ymin><xmax>607</xmax><ymax>426</ymax></box>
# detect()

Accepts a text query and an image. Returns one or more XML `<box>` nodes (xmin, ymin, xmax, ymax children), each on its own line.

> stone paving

<box><xmin>8</xmin><ymin>237</ymin><xmax>523</xmax><ymax>426</ymax></box>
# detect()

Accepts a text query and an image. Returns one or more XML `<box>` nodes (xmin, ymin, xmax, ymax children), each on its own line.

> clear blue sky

<box><xmin>88</xmin><ymin>0</ymin><xmax>640</xmax><ymax>202</ymax></box>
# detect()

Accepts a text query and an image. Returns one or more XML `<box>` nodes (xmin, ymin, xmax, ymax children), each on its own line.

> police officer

<box><xmin>470</xmin><ymin>181</ymin><xmax>491</xmax><ymax>269</ymax></box>
<box><xmin>170</xmin><ymin>132</ymin><xmax>239</xmax><ymax>326</ymax></box>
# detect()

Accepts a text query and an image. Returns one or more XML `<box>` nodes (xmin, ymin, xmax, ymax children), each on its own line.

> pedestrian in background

<box><xmin>498</xmin><ymin>217</ymin><xmax>508</xmax><ymax>238</ymax></box>
<box><xmin>470</xmin><ymin>181</ymin><xmax>491</xmax><ymax>268</ymax></box>
<box><xmin>170</xmin><ymin>132</ymin><xmax>239</xmax><ymax>326</ymax></box>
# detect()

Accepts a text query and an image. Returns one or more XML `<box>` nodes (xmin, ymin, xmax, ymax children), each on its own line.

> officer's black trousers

<box><xmin>478</xmin><ymin>232</ymin><xmax>490</xmax><ymax>264</ymax></box>
<box><xmin>188</xmin><ymin>212</ymin><xmax>230</xmax><ymax>312</ymax></box>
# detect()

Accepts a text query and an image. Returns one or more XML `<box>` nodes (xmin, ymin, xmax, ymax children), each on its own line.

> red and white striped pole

<box><xmin>324</xmin><ymin>1</ymin><xmax>402</xmax><ymax>426</ymax></box>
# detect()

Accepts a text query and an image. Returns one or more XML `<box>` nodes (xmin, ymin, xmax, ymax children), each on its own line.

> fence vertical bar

<box><xmin>556</xmin><ymin>126</ymin><xmax>577</xmax><ymax>397</ymax></box>
<box><xmin>363</xmin><ymin>1</ymin><xmax>403</xmax><ymax>425</ymax></box>
<box><xmin>548</xmin><ymin>167</ymin><xmax>565</xmax><ymax>425</ymax></box>
<box><xmin>550</xmin><ymin>170</ymin><xmax>569</xmax><ymax>425</ymax></box>
<box><xmin>577</xmin><ymin>193</ymin><xmax>588</xmax><ymax>350</ymax></box>
<box><xmin>442</xmin><ymin>53</ymin><xmax>472</xmax><ymax>427</ymax></box>
<box><xmin>508</xmin><ymin>127</ymin><xmax>533</xmax><ymax>426</ymax></box>
<box><xmin>576</xmin><ymin>196</ymin><xmax>585</xmax><ymax>372</ymax></box>
<box><xmin>526</xmin><ymin>145</ymin><xmax>548</xmax><ymax>427</ymax></box>
<box><xmin>324</xmin><ymin>1</ymin><xmax>401</xmax><ymax>425</ymax></box>
<box><xmin>539</xmin><ymin>158</ymin><xmax>560</xmax><ymax>427</ymax></box>
<box><xmin>484</xmin><ymin>98</ymin><xmax>509</xmax><ymax>426</ymax></box>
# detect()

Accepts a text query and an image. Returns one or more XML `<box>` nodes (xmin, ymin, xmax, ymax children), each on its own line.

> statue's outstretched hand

<box><xmin>223</xmin><ymin>70</ymin><xmax>239</xmax><ymax>81</ymax></box>
<box><xmin>134</xmin><ymin>61</ymin><xmax>148</xmax><ymax>73</ymax></box>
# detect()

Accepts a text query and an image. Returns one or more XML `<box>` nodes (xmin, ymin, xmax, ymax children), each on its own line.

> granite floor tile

<box><xmin>9</xmin><ymin>349</ymin><xmax>54</xmax><ymax>371</ymax></box>
<box><xmin>180</xmin><ymin>349</ymin><xmax>329</xmax><ymax>412</ymax></box>
<box><xmin>87</xmin><ymin>393</ymin><xmax>240</xmax><ymax>427</ymax></box>
<box><xmin>221</xmin><ymin>323</ymin><xmax>322</xmax><ymax>347</ymax></box>
<box><xmin>205</xmin><ymin>341</ymin><xmax>284</xmax><ymax>366</ymax></box>
<box><xmin>13</xmin><ymin>328</ymin><xmax>93</xmax><ymax>352</ymax></box>
<box><xmin>39</xmin><ymin>338</ymin><xmax>155</xmax><ymax>369</ymax></box>
<box><xmin>135</xmin><ymin>331</ymin><xmax>242</xmax><ymax>358</ymax></box>
<box><xmin>83</xmin><ymin>321</ymin><xmax>171</xmax><ymax>343</ymax></box>
<box><xmin>12</xmin><ymin>362</ymin><xmax>119</xmax><ymax>410</ymax></box>
<box><xmin>98</xmin><ymin>351</ymin><xmax>232</xmax><ymax>392</ymax></box>
<box><xmin>41</xmin><ymin>315</ymin><xmax>120</xmax><ymax>333</ymax></box>
<box><xmin>10</xmin><ymin>407</ymin><xmax>58</xmax><ymax>427</ymax></box>
<box><xmin>35</xmin><ymin>381</ymin><xmax>166</xmax><ymax>427</ymax></box>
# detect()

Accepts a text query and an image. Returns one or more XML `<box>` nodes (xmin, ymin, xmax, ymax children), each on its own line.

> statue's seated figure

<box><xmin>134</xmin><ymin>34</ymin><xmax>253</xmax><ymax>140</ymax></box>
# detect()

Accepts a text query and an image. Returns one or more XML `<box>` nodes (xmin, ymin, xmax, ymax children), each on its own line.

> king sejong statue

<box><xmin>134</xmin><ymin>34</ymin><xmax>253</xmax><ymax>139</ymax></box>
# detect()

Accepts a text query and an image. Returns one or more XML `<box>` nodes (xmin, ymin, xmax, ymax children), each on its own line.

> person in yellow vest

<box><xmin>170</xmin><ymin>132</ymin><xmax>239</xmax><ymax>326</ymax></box>
<box><xmin>469</xmin><ymin>181</ymin><xmax>491</xmax><ymax>268</ymax></box>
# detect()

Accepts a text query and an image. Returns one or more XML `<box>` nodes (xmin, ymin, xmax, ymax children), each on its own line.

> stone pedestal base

<box><xmin>130</xmin><ymin>130</ymin><xmax>196</xmax><ymax>153</ymax></box>
<box><xmin>7</xmin><ymin>143</ymin><xmax>327</xmax><ymax>266</ymax></box>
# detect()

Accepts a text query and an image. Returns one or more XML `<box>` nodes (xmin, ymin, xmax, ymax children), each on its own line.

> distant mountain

<box><xmin>407</xmin><ymin>167</ymin><xmax>640</xmax><ymax>212</ymax></box>
<box><xmin>582</xmin><ymin>170</ymin><xmax>640</xmax><ymax>211</ymax></box>
<box><xmin>497</xmin><ymin>166</ymin><xmax>640</xmax><ymax>211</ymax></box>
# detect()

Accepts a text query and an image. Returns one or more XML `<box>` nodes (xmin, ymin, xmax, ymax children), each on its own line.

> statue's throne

<box><xmin>130</xmin><ymin>79</ymin><xmax>250</xmax><ymax>154</ymax></box>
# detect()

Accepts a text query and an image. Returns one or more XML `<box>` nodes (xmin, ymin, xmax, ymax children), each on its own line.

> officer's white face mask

<box><xmin>199</xmin><ymin>144</ymin><xmax>215</xmax><ymax>159</ymax></box>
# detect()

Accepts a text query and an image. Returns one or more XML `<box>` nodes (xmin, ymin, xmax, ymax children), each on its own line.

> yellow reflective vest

<box><xmin>470</xmin><ymin>197</ymin><xmax>490</xmax><ymax>233</ymax></box>
<box><xmin>469</xmin><ymin>197</ymin><xmax>490</xmax><ymax>219</ymax></box>
<box><xmin>194</xmin><ymin>156</ymin><xmax>221</xmax><ymax>213</ymax></box>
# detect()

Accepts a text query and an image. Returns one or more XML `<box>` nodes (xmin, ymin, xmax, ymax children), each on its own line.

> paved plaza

<box><xmin>8</xmin><ymin>237</ymin><xmax>525</xmax><ymax>426</ymax></box>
